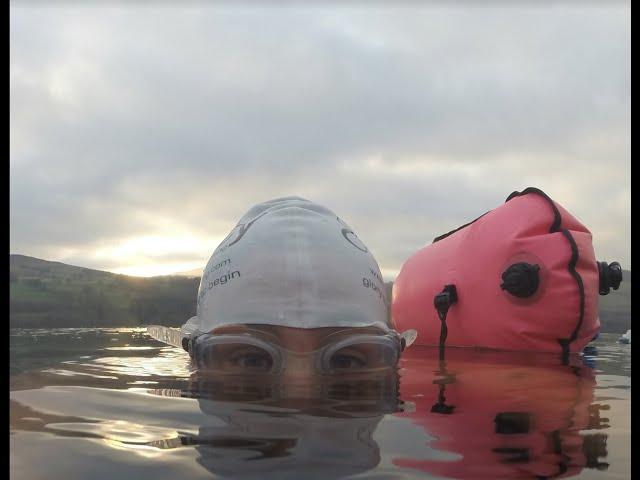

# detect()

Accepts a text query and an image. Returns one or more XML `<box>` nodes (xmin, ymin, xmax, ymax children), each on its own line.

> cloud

<box><xmin>10</xmin><ymin>4</ymin><xmax>630</xmax><ymax>277</ymax></box>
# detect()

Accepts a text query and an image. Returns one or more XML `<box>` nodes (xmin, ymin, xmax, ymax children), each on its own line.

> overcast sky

<box><xmin>10</xmin><ymin>3</ymin><xmax>630</xmax><ymax>279</ymax></box>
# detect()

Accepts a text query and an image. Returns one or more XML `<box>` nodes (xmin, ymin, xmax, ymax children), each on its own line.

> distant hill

<box><xmin>597</xmin><ymin>269</ymin><xmax>631</xmax><ymax>333</ymax></box>
<box><xmin>10</xmin><ymin>254</ymin><xmax>199</xmax><ymax>328</ymax></box>
<box><xmin>10</xmin><ymin>254</ymin><xmax>630</xmax><ymax>332</ymax></box>
<box><xmin>172</xmin><ymin>267</ymin><xmax>203</xmax><ymax>278</ymax></box>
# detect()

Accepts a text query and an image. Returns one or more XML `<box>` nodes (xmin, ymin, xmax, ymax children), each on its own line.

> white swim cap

<box><xmin>192</xmin><ymin>197</ymin><xmax>390</xmax><ymax>333</ymax></box>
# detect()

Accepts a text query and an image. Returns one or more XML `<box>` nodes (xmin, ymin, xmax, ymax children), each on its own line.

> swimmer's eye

<box><xmin>324</xmin><ymin>341</ymin><xmax>399</xmax><ymax>372</ymax></box>
<box><xmin>194</xmin><ymin>339</ymin><xmax>280</xmax><ymax>373</ymax></box>
<box><xmin>329</xmin><ymin>348</ymin><xmax>368</xmax><ymax>369</ymax></box>
<box><xmin>229</xmin><ymin>347</ymin><xmax>274</xmax><ymax>371</ymax></box>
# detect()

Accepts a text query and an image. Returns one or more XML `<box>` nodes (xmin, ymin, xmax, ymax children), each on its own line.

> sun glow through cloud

<box><xmin>111</xmin><ymin>262</ymin><xmax>204</xmax><ymax>278</ymax></box>
<box><xmin>93</xmin><ymin>235</ymin><xmax>211</xmax><ymax>259</ymax></box>
<box><xmin>91</xmin><ymin>234</ymin><xmax>223</xmax><ymax>277</ymax></box>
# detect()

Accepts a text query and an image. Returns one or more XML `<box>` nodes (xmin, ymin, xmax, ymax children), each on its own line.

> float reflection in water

<box><xmin>146</xmin><ymin>368</ymin><xmax>402</xmax><ymax>478</ymax></box>
<box><xmin>394</xmin><ymin>347</ymin><xmax>609</xmax><ymax>479</ymax></box>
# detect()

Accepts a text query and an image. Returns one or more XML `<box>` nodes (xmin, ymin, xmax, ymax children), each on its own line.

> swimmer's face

<box><xmin>196</xmin><ymin>325</ymin><xmax>399</xmax><ymax>378</ymax></box>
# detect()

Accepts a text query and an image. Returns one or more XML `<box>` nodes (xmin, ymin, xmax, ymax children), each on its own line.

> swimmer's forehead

<box><xmin>211</xmin><ymin>324</ymin><xmax>387</xmax><ymax>345</ymax></box>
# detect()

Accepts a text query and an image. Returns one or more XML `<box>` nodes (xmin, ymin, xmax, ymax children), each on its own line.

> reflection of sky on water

<box><xmin>10</xmin><ymin>329</ymin><xmax>631</xmax><ymax>479</ymax></box>
<box><xmin>89</xmin><ymin>348</ymin><xmax>191</xmax><ymax>378</ymax></box>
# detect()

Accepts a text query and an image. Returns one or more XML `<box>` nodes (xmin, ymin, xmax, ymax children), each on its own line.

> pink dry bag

<box><xmin>391</xmin><ymin>187</ymin><xmax>623</xmax><ymax>355</ymax></box>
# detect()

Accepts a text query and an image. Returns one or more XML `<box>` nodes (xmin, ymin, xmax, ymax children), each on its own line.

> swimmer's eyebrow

<box><xmin>210</xmin><ymin>325</ymin><xmax>282</xmax><ymax>342</ymax></box>
<box><xmin>209</xmin><ymin>325</ymin><xmax>389</xmax><ymax>346</ymax></box>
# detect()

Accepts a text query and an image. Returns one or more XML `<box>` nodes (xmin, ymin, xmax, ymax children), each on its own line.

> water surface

<box><xmin>10</xmin><ymin>328</ymin><xmax>630</xmax><ymax>479</ymax></box>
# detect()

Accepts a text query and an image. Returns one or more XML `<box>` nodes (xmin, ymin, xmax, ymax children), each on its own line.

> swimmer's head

<box><xmin>182</xmin><ymin>197</ymin><xmax>415</xmax><ymax>374</ymax></box>
<box><xmin>195</xmin><ymin>197</ymin><xmax>391</xmax><ymax>332</ymax></box>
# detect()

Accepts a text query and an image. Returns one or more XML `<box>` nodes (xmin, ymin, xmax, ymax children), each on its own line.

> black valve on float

<box><xmin>597</xmin><ymin>261</ymin><xmax>623</xmax><ymax>296</ymax></box>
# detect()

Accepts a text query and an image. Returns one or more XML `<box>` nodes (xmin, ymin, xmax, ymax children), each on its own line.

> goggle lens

<box><xmin>192</xmin><ymin>337</ymin><xmax>280</xmax><ymax>374</ymax></box>
<box><xmin>322</xmin><ymin>339</ymin><xmax>399</xmax><ymax>373</ymax></box>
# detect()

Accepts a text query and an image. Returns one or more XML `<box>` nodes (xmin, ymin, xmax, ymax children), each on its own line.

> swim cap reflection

<box><xmin>193</xmin><ymin>197</ymin><xmax>390</xmax><ymax>333</ymax></box>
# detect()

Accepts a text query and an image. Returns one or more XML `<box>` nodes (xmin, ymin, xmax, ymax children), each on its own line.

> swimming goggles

<box><xmin>187</xmin><ymin>328</ymin><xmax>417</xmax><ymax>375</ymax></box>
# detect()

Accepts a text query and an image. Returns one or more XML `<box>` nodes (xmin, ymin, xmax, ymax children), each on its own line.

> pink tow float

<box><xmin>391</xmin><ymin>187</ymin><xmax>623</xmax><ymax>355</ymax></box>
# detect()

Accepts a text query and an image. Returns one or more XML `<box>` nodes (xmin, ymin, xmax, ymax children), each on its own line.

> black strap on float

<box><xmin>429</xmin><ymin>287</ymin><xmax>458</xmax><ymax>415</ymax></box>
<box><xmin>508</xmin><ymin>188</ymin><xmax>586</xmax><ymax>361</ymax></box>
<box><xmin>433</xmin><ymin>284</ymin><xmax>458</xmax><ymax>361</ymax></box>
<box><xmin>556</xmin><ymin>229</ymin><xmax>586</xmax><ymax>364</ymax></box>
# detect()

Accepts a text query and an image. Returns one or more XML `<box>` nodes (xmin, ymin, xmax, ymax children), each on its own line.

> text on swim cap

<box><xmin>197</xmin><ymin>268</ymin><xmax>241</xmax><ymax>306</ymax></box>
<box><xmin>362</xmin><ymin>276</ymin><xmax>389</xmax><ymax>308</ymax></box>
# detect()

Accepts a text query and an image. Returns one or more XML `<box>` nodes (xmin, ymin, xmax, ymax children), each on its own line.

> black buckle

<box><xmin>434</xmin><ymin>284</ymin><xmax>458</xmax><ymax>313</ymax></box>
